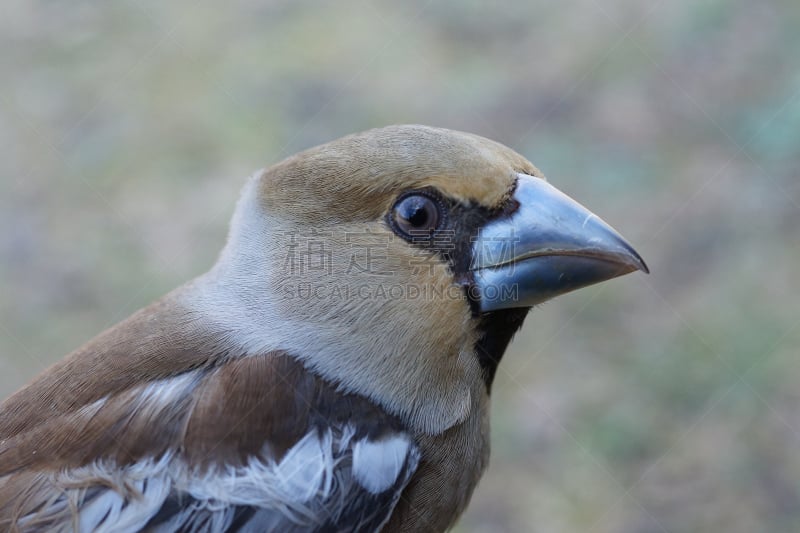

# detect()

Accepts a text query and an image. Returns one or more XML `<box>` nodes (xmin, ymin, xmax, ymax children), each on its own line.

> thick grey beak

<box><xmin>470</xmin><ymin>174</ymin><xmax>648</xmax><ymax>312</ymax></box>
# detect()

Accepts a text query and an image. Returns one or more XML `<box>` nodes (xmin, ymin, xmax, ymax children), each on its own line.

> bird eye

<box><xmin>390</xmin><ymin>193</ymin><xmax>443</xmax><ymax>239</ymax></box>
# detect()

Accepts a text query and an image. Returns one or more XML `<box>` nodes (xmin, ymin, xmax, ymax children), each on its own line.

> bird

<box><xmin>0</xmin><ymin>125</ymin><xmax>647</xmax><ymax>532</ymax></box>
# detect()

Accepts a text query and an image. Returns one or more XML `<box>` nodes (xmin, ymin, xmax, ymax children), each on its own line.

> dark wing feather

<box><xmin>142</xmin><ymin>443</ymin><xmax>419</xmax><ymax>533</ymax></box>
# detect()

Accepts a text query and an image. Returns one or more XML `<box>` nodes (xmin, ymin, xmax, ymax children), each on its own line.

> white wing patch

<box><xmin>75</xmin><ymin>475</ymin><xmax>171</xmax><ymax>533</ymax></box>
<box><xmin>135</xmin><ymin>371</ymin><xmax>200</xmax><ymax>409</ymax></box>
<box><xmin>15</xmin><ymin>427</ymin><xmax>417</xmax><ymax>531</ymax></box>
<box><xmin>15</xmin><ymin>455</ymin><xmax>173</xmax><ymax>533</ymax></box>
<box><xmin>273</xmin><ymin>430</ymin><xmax>335</xmax><ymax>503</ymax></box>
<box><xmin>172</xmin><ymin>430</ymin><xmax>342</xmax><ymax>520</ymax></box>
<box><xmin>352</xmin><ymin>434</ymin><xmax>412</xmax><ymax>494</ymax></box>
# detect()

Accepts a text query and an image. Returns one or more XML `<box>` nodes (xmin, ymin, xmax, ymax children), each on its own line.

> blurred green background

<box><xmin>1</xmin><ymin>1</ymin><xmax>799</xmax><ymax>531</ymax></box>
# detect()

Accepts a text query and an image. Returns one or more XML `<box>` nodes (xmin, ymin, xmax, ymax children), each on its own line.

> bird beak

<box><xmin>470</xmin><ymin>173</ymin><xmax>649</xmax><ymax>312</ymax></box>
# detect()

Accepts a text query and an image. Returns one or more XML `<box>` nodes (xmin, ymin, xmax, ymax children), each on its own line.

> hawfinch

<box><xmin>0</xmin><ymin>125</ymin><xmax>647</xmax><ymax>532</ymax></box>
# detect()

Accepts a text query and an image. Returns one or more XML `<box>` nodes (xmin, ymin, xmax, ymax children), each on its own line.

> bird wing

<box><xmin>0</xmin><ymin>350</ymin><xmax>420</xmax><ymax>532</ymax></box>
<box><xmin>142</xmin><ymin>428</ymin><xmax>420</xmax><ymax>533</ymax></box>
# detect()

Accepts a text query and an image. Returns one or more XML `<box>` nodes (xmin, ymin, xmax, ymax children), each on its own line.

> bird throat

<box><xmin>474</xmin><ymin>308</ymin><xmax>529</xmax><ymax>393</ymax></box>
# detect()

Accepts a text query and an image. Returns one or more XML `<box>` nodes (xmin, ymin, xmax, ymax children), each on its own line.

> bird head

<box><xmin>195</xmin><ymin>125</ymin><xmax>647</xmax><ymax>435</ymax></box>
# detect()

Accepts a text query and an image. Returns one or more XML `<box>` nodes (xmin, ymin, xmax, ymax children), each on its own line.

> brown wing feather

<box><xmin>0</xmin><ymin>343</ymin><xmax>404</xmax><ymax>471</ymax></box>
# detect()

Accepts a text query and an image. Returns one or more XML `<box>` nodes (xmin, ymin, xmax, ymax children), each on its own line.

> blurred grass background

<box><xmin>1</xmin><ymin>1</ymin><xmax>799</xmax><ymax>531</ymax></box>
